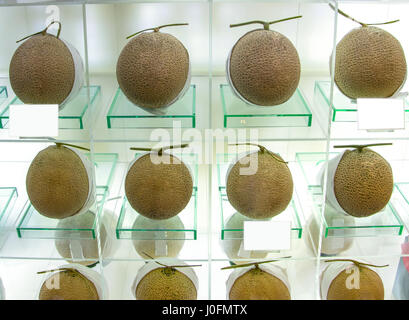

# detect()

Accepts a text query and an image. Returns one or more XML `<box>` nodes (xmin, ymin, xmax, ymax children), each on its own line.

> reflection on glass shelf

<box><xmin>106</xmin><ymin>86</ymin><xmax>196</xmax><ymax>129</ymax></box>
<box><xmin>296</xmin><ymin>152</ymin><xmax>404</xmax><ymax>237</ymax></box>
<box><xmin>396</xmin><ymin>183</ymin><xmax>409</xmax><ymax>205</ymax></box>
<box><xmin>220</xmin><ymin>84</ymin><xmax>312</xmax><ymax>128</ymax></box>
<box><xmin>16</xmin><ymin>153</ymin><xmax>118</xmax><ymax>239</ymax></box>
<box><xmin>115</xmin><ymin>189</ymin><xmax>197</xmax><ymax>240</ymax></box>
<box><xmin>88</xmin><ymin>153</ymin><xmax>118</xmax><ymax>190</ymax></box>
<box><xmin>216</xmin><ymin>154</ymin><xmax>302</xmax><ymax>240</ymax></box>
<box><xmin>315</xmin><ymin>81</ymin><xmax>409</xmax><ymax>122</ymax></box>
<box><xmin>0</xmin><ymin>187</ymin><xmax>17</xmax><ymax>226</ymax></box>
<box><xmin>0</xmin><ymin>86</ymin><xmax>101</xmax><ymax>129</ymax></box>
<box><xmin>0</xmin><ymin>86</ymin><xmax>7</xmax><ymax>106</ymax></box>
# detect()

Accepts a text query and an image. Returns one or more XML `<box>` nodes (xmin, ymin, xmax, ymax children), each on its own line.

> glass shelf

<box><xmin>116</xmin><ymin>152</ymin><xmax>198</xmax><ymax>240</ymax></box>
<box><xmin>0</xmin><ymin>85</ymin><xmax>101</xmax><ymax>130</ymax></box>
<box><xmin>315</xmin><ymin>81</ymin><xmax>409</xmax><ymax>122</ymax></box>
<box><xmin>115</xmin><ymin>188</ymin><xmax>197</xmax><ymax>240</ymax></box>
<box><xmin>216</xmin><ymin>154</ymin><xmax>303</xmax><ymax>240</ymax></box>
<box><xmin>220</xmin><ymin>84</ymin><xmax>312</xmax><ymax>128</ymax></box>
<box><xmin>16</xmin><ymin>187</ymin><xmax>107</xmax><ymax>239</ymax></box>
<box><xmin>395</xmin><ymin>183</ymin><xmax>409</xmax><ymax>205</ymax></box>
<box><xmin>296</xmin><ymin>152</ymin><xmax>404</xmax><ymax>237</ymax></box>
<box><xmin>219</xmin><ymin>187</ymin><xmax>302</xmax><ymax>240</ymax></box>
<box><xmin>0</xmin><ymin>86</ymin><xmax>7</xmax><ymax>106</ymax></box>
<box><xmin>106</xmin><ymin>85</ymin><xmax>196</xmax><ymax>129</ymax></box>
<box><xmin>0</xmin><ymin>187</ymin><xmax>17</xmax><ymax>227</ymax></box>
<box><xmin>90</xmin><ymin>153</ymin><xmax>119</xmax><ymax>191</ymax></box>
<box><xmin>16</xmin><ymin>153</ymin><xmax>118</xmax><ymax>239</ymax></box>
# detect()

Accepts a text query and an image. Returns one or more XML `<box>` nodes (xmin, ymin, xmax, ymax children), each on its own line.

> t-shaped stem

<box><xmin>329</xmin><ymin>3</ymin><xmax>399</xmax><ymax>27</ymax></box>
<box><xmin>130</xmin><ymin>143</ymin><xmax>189</xmax><ymax>156</ymax></box>
<box><xmin>333</xmin><ymin>143</ymin><xmax>392</xmax><ymax>153</ymax></box>
<box><xmin>17</xmin><ymin>20</ymin><xmax>61</xmax><ymax>43</ymax></box>
<box><xmin>126</xmin><ymin>23</ymin><xmax>189</xmax><ymax>39</ymax></box>
<box><xmin>229</xmin><ymin>143</ymin><xmax>288</xmax><ymax>164</ymax></box>
<box><xmin>230</xmin><ymin>16</ymin><xmax>302</xmax><ymax>31</ymax></box>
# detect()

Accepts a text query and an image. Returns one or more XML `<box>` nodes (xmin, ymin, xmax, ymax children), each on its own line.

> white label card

<box><xmin>9</xmin><ymin>104</ymin><xmax>58</xmax><ymax>137</ymax></box>
<box><xmin>357</xmin><ymin>98</ymin><xmax>405</xmax><ymax>131</ymax></box>
<box><xmin>244</xmin><ymin>220</ymin><xmax>291</xmax><ymax>251</ymax></box>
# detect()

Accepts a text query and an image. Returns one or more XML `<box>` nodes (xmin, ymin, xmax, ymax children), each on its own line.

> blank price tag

<box><xmin>243</xmin><ymin>220</ymin><xmax>291</xmax><ymax>251</ymax></box>
<box><xmin>9</xmin><ymin>104</ymin><xmax>58</xmax><ymax>137</ymax></box>
<box><xmin>357</xmin><ymin>98</ymin><xmax>405</xmax><ymax>131</ymax></box>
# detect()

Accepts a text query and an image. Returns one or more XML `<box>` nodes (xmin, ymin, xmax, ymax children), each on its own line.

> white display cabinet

<box><xmin>0</xmin><ymin>0</ymin><xmax>406</xmax><ymax>301</ymax></box>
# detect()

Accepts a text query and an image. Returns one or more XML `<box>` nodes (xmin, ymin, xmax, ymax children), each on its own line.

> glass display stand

<box><xmin>106</xmin><ymin>85</ymin><xmax>196</xmax><ymax>129</ymax></box>
<box><xmin>315</xmin><ymin>81</ymin><xmax>409</xmax><ymax>122</ymax></box>
<box><xmin>0</xmin><ymin>187</ymin><xmax>17</xmax><ymax>227</ymax></box>
<box><xmin>0</xmin><ymin>86</ymin><xmax>101</xmax><ymax>129</ymax></box>
<box><xmin>220</xmin><ymin>84</ymin><xmax>312</xmax><ymax>128</ymax></box>
<box><xmin>0</xmin><ymin>86</ymin><xmax>7</xmax><ymax>106</ymax></box>
<box><xmin>115</xmin><ymin>189</ymin><xmax>197</xmax><ymax>240</ymax></box>
<box><xmin>116</xmin><ymin>152</ymin><xmax>198</xmax><ymax>240</ymax></box>
<box><xmin>16</xmin><ymin>153</ymin><xmax>118</xmax><ymax>239</ymax></box>
<box><xmin>296</xmin><ymin>152</ymin><xmax>404</xmax><ymax>237</ymax></box>
<box><xmin>216</xmin><ymin>154</ymin><xmax>303</xmax><ymax>240</ymax></box>
<box><xmin>396</xmin><ymin>183</ymin><xmax>409</xmax><ymax>204</ymax></box>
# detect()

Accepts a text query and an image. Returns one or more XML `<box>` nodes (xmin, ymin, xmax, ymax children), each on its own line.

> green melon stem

<box><xmin>16</xmin><ymin>20</ymin><xmax>61</xmax><ymax>43</ymax></box>
<box><xmin>324</xmin><ymin>259</ymin><xmax>389</xmax><ymax>269</ymax></box>
<box><xmin>333</xmin><ymin>143</ymin><xmax>392</xmax><ymax>152</ymax></box>
<box><xmin>221</xmin><ymin>257</ymin><xmax>292</xmax><ymax>270</ymax></box>
<box><xmin>55</xmin><ymin>142</ymin><xmax>90</xmax><ymax>152</ymax></box>
<box><xmin>328</xmin><ymin>3</ymin><xmax>399</xmax><ymax>27</ymax></box>
<box><xmin>230</xmin><ymin>16</ymin><xmax>302</xmax><ymax>31</ymax></box>
<box><xmin>126</xmin><ymin>23</ymin><xmax>189</xmax><ymax>39</ymax></box>
<box><xmin>37</xmin><ymin>267</ymin><xmax>74</xmax><ymax>275</ymax></box>
<box><xmin>229</xmin><ymin>143</ymin><xmax>288</xmax><ymax>164</ymax></box>
<box><xmin>130</xmin><ymin>144</ymin><xmax>189</xmax><ymax>156</ymax></box>
<box><xmin>141</xmin><ymin>252</ymin><xmax>201</xmax><ymax>271</ymax></box>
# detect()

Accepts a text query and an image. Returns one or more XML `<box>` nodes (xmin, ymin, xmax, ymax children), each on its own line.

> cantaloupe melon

<box><xmin>330</xmin><ymin>5</ymin><xmax>406</xmax><ymax>99</ymax></box>
<box><xmin>227</xmin><ymin>18</ymin><xmax>301</xmax><ymax>106</ymax></box>
<box><xmin>116</xmin><ymin>24</ymin><xmax>190</xmax><ymax>112</ymax></box>
<box><xmin>333</xmin><ymin>146</ymin><xmax>393</xmax><ymax>217</ymax></box>
<box><xmin>125</xmin><ymin>152</ymin><xmax>193</xmax><ymax>220</ymax></box>
<box><xmin>39</xmin><ymin>268</ymin><xmax>99</xmax><ymax>300</ymax></box>
<box><xmin>334</xmin><ymin>27</ymin><xmax>406</xmax><ymax>99</ymax></box>
<box><xmin>226</xmin><ymin>146</ymin><xmax>293</xmax><ymax>219</ymax></box>
<box><xmin>323</xmin><ymin>262</ymin><xmax>384</xmax><ymax>300</ymax></box>
<box><xmin>133</xmin><ymin>260</ymin><xmax>198</xmax><ymax>300</ymax></box>
<box><xmin>9</xmin><ymin>22</ymin><xmax>84</xmax><ymax>108</ymax></box>
<box><xmin>228</xmin><ymin>265</ymin><xmax>290</xmax><ymax>300</ymax></box>
<box><xmin>26</xmin><ymin>144</ymin><xmax>92</xmax><ymax>219</ymax></box>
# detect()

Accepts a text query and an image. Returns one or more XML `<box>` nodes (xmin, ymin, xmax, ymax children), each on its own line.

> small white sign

<box><xmin>357</xmin><ymin>98</ymin><xmax>405</xmax><ymax>131</ymax></box>
<box><xmin>244</xmin><ymin>220</ymin><xmax>291</xmax><ymax>251</ymax></box>
<box><xmin>9</xmin><ymin>104</ymin><xmax>58</xmax><ymax>137</ymax></box>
